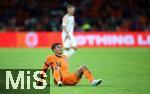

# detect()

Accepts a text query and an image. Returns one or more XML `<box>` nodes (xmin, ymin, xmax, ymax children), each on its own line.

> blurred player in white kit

<box><xmin>62</xmin><ymin>5</ymin><xmax>77</xmax><ymax>57</ymax></box>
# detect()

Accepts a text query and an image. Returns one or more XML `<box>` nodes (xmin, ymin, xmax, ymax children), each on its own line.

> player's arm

<box><xmin>37</xmin><ymin>62</ymin><xmax>50</xmax><ymax>86</ymax></box>
<box><xmin>62</xmin><ymin>16</ymin><xmax>70</xmax><ymax>39</ymax></box>
<box><xmin>52</xmin><ymin>63</ymin><xmax>61</xmax><ymax>82</ymax></box>
<box><xmin>41</xmin><ymin>62</ymin><xmax>49</xmax><ymax>73</ymax></box>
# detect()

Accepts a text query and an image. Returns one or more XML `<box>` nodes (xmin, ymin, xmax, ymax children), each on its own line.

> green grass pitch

<box><xmin>0</xmin><ymin>48</ymin><xmax>150</xmax><ymax>94</ymax></box>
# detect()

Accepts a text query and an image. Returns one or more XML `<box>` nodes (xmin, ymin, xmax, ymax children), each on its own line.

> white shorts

<box><xmin>62</xmin><ymin>33</ymin><xmax>77</xmax><ymax>48</ymax></box>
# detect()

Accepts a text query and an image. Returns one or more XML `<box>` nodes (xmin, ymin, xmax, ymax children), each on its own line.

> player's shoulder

<box><xmin>61</xmin><ymin>55</ymin><xmax>69</xmax><ymax>62</ymax></box>
<box><xmin>63</xmin><ymin>14</ymin><xmax>68</xmax><ymax>19</ymax></box>
<box><xmin>46</xmin><ymin>54</ymin><xmax>68</xmax><ymax>59</ymax></box>
<box><xmin>46</xmin><ymin>54</ymin><xmax>56</xmax><ymax>60</ymax></box>
<box><xmin>62</xmin><ymin>54</ymin><xmax>69</xmax><ymax>58</ymax></box>
<box><xmin>45</xmin><ymin>54</ymin><xmax>57</xmax><ymax>63</ymax></box>
<box><xmin>63</xmin><ymin>14</ymin><xmax>74</xmax><ymax>18</ymax></box>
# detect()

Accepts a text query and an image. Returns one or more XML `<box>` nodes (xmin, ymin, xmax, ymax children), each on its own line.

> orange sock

<box><xmin>53</xmin><ymin>70</ymin><xmax>60</xmax><ymax>82</ymax></box>
<box><xmin>83</xmin><ymin>69</ymin><xmax>94</xmax><ymax>83</ymax></box>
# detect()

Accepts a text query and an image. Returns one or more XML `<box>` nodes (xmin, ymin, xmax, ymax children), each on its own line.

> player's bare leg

<box><xmin>63</xmin><ymin>47</ymin><xmax>77</xmax><ymax>57</ymax></box>
<box><xmin>64</xmin><ymin>48</ymin><xmax>70</xmax><ymax>51</ymax></box>
<box><xmin>63</xmin><ymin>48</ymin><xmax>70</xmax><ymax>57</ymax></box>
<box><xmin>67</xmin><ymin>46</ymin><xmax>77</xmax><ymax>57</ymax></box>
<box><xmin>75</xmin><ymin>65</ymin><xmax>102</xmax><ymax>86</ymax></box>
<box><xmin>71</xmin><ymin>46</ymin><xmax>77</xmax><ymax>51</ymax></box>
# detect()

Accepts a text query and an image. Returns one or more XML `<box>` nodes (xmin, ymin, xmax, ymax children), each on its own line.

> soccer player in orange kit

<box><xmin>40</xmin><ymin>43</ymin><xmax>102</xmax><ymax>87</ymax></box>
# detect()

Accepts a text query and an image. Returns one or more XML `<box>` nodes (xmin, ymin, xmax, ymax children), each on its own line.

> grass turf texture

<box><xmin>0</xmin><ymin>48</ymin><xmax>150</xmax><ymax>94</ymax></box>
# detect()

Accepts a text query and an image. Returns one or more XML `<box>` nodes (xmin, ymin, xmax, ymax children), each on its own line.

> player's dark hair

<box><xmin>51</xmin><ymin>43</ymin><xmax>61</xmax><ymax>51</ymax></box>
<box><xmin>67</xmin><ymin>4</ymin><xmax>74</xmax><ymax>9</ymax></box>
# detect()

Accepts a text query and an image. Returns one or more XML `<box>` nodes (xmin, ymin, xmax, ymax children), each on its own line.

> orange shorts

<box><xmin>62</xmin><ymin>73</ymin><xmax>80</xmax><ymax>85</ymax></box>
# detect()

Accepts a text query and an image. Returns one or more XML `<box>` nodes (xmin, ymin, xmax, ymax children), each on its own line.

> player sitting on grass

<box><xmin>39</xmin><ymin>43</ymin><xmax>102</xmax><ymax>87</ymax></box>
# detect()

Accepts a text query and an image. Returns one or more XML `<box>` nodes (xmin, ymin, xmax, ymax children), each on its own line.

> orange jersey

<box><xmin>45</xmin><ymin>54</ymin><xmax>69</xmax><ymax>78</ymax></box>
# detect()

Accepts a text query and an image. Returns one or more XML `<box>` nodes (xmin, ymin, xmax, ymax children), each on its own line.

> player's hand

<box><xmin>57</xmin><ymin>81</ymin><xmax>63</xmax><ymax>87</ymax></box>
<box><xmin>37</xmin><ymin>81</ymin><xmax>43</xmax><ymax>86</ymax></box>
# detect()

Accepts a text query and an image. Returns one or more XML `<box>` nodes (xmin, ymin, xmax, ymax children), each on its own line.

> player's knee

<box><xmin>77</xmin><ymin>68</ymin><xmax>83</xmax><ymax>73</ymax></box>
<box><xmin>80</xmin><ymin>65</ymin><xmax>87</xmax><ymax>70</ymax></box>
<box><xmin>78</xmin><ymin>66</ymin><xmax>84</xmax><ymax>72</ymax></box>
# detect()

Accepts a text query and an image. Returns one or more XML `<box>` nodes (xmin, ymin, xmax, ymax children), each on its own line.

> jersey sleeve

<box><xmin>45</xmin><ymin>55</ymin><xmax>52</xmax><ymax>66</ymax></box>
<box><xmin>62</xmin><ymin>15</ymin><xmax>67</xmax><ymax>26</ymax></box>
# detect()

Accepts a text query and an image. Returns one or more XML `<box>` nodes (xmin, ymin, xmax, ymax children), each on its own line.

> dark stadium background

<box><xmin>0</xmin><ymin>0</ymin><xmax>150</xmax><ymax>31</ymax></box>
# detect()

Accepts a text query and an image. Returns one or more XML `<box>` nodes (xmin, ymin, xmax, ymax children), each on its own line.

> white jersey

<box><xmin>62</xmin><ymin>14</ymin><xmax>77</xmax><ymax>48</ymax></box>
<box><xmin>62</xmin><ymin>14</ymin><xmax>75</xmax><ymax>35</ymax></box>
